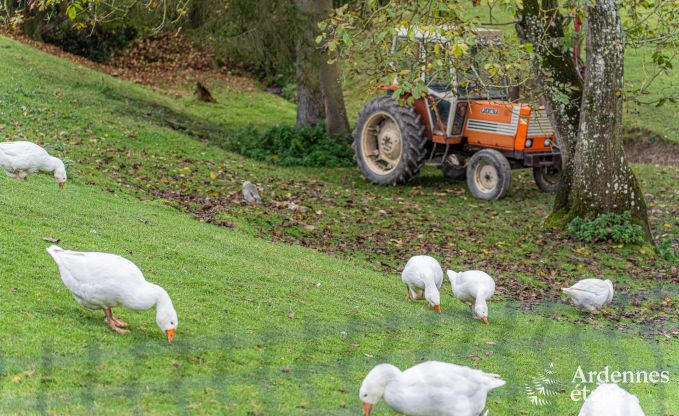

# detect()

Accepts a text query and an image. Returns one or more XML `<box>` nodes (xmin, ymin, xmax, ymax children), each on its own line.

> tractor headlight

<box><xmin>525</xmin><ymin>139</ymin><xmax>533</xmax><ymax>148</ymax></box>
<box><xmin>545</xmin><ymin>139</ymin><xmax>552</xmax><ymax>147</ymax></box>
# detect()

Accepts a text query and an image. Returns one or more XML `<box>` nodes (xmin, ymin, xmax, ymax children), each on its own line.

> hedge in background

<box><xmin>217</xmin><ymin>124</ymin><xmax>353</xmax><ymax>168</ymax></box>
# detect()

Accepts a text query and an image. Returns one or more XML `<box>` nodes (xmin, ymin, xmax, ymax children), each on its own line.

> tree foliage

<box><xmin>321</xmin><ymin>0</ymin><xmax>677</xmax><ymax>106</ymax></box>
<box><xmin>185</xmin><ymin>0</ymin><xmax>300</xmax><ymax>83</ymax></box>
<box><xmin>1</xmin><ymin>0</ymin><xmax>189</xmax><ymax>32</ymax></box>
<box><xmin>320</xmin><ymin>1</ymin><xmax>535</xmax><ymax>103</ymax></box>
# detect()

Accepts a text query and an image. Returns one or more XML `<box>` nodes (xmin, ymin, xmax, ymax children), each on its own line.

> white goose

<box><xmin>0</xmin><ymin>141</ymin><xmax>67</xmax><ymax>188</ymax></box>
<box><xmin>359</xmin><ymin>361</ymin><xmax>505</xmax><ymax>416</ymax></box>
<box><xmin>402</xmin><ymin>256</ymin><xmax>443</xmax><ymax>313</ymax></box>
<box><xmin>447</xmin><ymin>270</ymin><xmax>495</xmax><ymax>324</ymax></box>
<box><xmin>46</xmin><ymin>245</ymin><xmax>178</xmax><ymax>342</ymax></box>
<box><xmin>578</xmin><ymin>384</ymin><xmax>645</xmax><ymax>416</ymax></box>
<box><xmin>562</xmin><ymin>278</ymin><xmax>614</xmax><ymax>313</ymax></box>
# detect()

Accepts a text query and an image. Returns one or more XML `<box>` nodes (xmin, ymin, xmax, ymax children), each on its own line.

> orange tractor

<box><xmin>353</xmin><ymin>28</ymin><xmax>562</xmax><ymax>200</ymax></box>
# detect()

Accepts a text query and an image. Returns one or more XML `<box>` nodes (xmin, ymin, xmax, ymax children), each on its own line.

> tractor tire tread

<box><xmin>352</xmin><ymin>96</ymin><xmax>427</xmax><ymax>185</ymax></box>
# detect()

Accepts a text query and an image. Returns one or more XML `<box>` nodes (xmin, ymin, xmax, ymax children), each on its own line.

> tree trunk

<box><xmin>516</xmin><ymin>0</ymin><xmax>582</xmax><ymax>221</ymax></box>
<box><xmin>295</xmin><ymin>0</ymin><xmax>350</xmax><ymax>138</ymax></box>
<box><xmin>320</xmin><ymin>58</ymin><xmax>350</xmax><ymax>138</ymax></box>
<box><xmin>568</xmin><ymin>0</ymin><xmax>651</xmax><ymax>239</ymax></box>
<box><xmin>295</xmin><ymin>0</ymin><xmax>327</xmax><ymax>128</ymax></box>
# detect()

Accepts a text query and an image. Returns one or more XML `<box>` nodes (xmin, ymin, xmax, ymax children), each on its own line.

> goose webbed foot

<box><xmin>111</xmin><ymin>316</ymin><xmax>128</xmax><ymax>327</ymax></box>
<box><xmin>104</xmin><ymin>308</ymin><xmax>129</xmax><ymax>333</ymax></box>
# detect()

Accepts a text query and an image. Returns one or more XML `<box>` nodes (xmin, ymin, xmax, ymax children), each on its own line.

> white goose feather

<box><xmin>402</xmin><ymin>256</ymin><xmax>444</xmax><ymax>313</ymax></box>
<box><xmin>562</xmin><ymin>278</ymin><xmax>614</xmax><ymax>312</ymax></box>
<box><xmin>46</xmin><ymin>245</ymin><xmax>178</xmax><ymax>341</ymax></box>
<box><xmin>359</xmin><ymin>361</ymin><xmax>505</xmax><ymax>416</ymax></box>
<box><xmin>578</xmin><ymin>384</ymin><xmax>645</xmax><ymax>416</ymax></box>
<box><xmin>0</xmin><ymin>141</ymin><xmax>67</xmax><ymax>187</ymax></box>
<box><xmin>447</xmin><ymin>270</ymin><xmax>495</xmax><ymax>323</ymax></box>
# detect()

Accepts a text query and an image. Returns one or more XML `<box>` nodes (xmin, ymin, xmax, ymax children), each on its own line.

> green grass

<box><xmin>1</xmin><ymin>174</ymin><xmax>677</xmax><ymax>415</ymax></box>
<box><xmin>624</xmin><ymin>47</ymin><xmax>679</xmax><ymax>143</ymax></box>
<box><xmin>0</xmin><ymin>35</ymin><xmax>678</xmax><ymax>415</ymax></box>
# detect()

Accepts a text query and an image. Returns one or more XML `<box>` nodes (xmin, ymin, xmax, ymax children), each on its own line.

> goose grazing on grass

<box><xmin>46</xmin><ymin>245</ymin><xmax>178</xmax><ymax>343</ymax></box>
<box><xmin>0</xmin><ymin>141</ymin><xmax>67</xmax><ymax>188</ymax></box>
<box><xmin>578</xmin><ymin>384</ymin><xmax>645</xmax><ymax>416</ymax></box>
<box><xmin>447</xmin><ymin>270</ymin><xmax>495</xmax><ymax>324</ymax></box>
<box><xmin>359</xmin><ymin>361</ymin><xmax>505</xmax><ymax>416</ymax></box>
<box><xmin>402</xmin><ymin>255</ymin><xmax>443</xmax><ymax>313</ymax></box>
<box><xmin>562</xmin><ymin>278</ymin><xmax>614</xmax><ymax>313</ymax></box>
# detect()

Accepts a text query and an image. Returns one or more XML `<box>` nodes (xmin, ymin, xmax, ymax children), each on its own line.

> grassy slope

<box><xmin>624</xmin><ymin>48</ymin><xmax>679</xmax><ymax>142</ymax></box>
<box><xmin>1</xmin><ymin>162</ymin><xmax>677</xmax><ymax>416</ymax></box>
<box><xmin>0</xmin><ymin>36</ymin><xmax>677</xmax><ymax>415</ymax></box>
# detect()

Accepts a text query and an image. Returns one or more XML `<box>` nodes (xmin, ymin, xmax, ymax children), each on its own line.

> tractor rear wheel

<box><xmin>466</xmin><ymin>149</ymin><xmax>512</xmax><ymax>200</ymax></box>
<box><xmin>353</xmin><ymin>97</ymin><xmax>427</xmax><ymax>185</ymax></box>
<box><xmin>533</xmin><ymin>166</ymin><xmax>562</xmax><ymax>192</ymax></box>
<box><xmin>440</xmin><ymin>153</ymin><xmax>467</xmax><ymax>180</ymax></box>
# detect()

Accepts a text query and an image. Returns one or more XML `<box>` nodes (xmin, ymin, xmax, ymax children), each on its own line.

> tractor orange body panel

<box><xmin>464</xmin><ymin>101</ymin><xmax>518</xmax><ymax>149</ymax></box>
<box><xmin>379</xmin><ymin>86</ymin><xmax>554</xmax><ymax>151</ymax></box>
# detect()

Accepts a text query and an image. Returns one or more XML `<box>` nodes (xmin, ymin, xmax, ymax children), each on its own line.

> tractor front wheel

<box><xmin>353</xmin><ymin>97</ymin><xmax>427</xmax><ymax>185</ymax></box>
<box><xmin>466</xmin><ymin>149</ymin><xmax>512</xmax><ymax>200</ymax></box>
<box><xmin>533</xmin><ymin>166</ymin><xmax>562</xmax><ymax>192</ymax></box>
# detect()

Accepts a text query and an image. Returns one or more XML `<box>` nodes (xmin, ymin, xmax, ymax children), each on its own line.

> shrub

<box><xmin>567</xmin><ymin>212</ymin><xmax>645</xmax><ymax>245</ymax></box>
<box><xmin>656</xmin><ymin>238</ymin><xmax>677</xmax><ymax>263</ymax></box>
<box><xmin>217</xmin><ymin>124</ymin><xmax>354</xmax><ymax>168</ymax></box>
<box><xmin>281</xmin><ymin>83</ymin><xmax>297</xmax><ymax>103</ymax></box>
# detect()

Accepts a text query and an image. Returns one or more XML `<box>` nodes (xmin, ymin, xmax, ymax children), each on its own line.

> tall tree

<box><xmin>295</xmin><ymin>0</ymin><xmax>349</xmax><ymax>137</ymax></box>
<box><xmin>295</xmin><ymin>0</ymin><xmax>326</xmax><ymax>128</ymax></box>
<box><xmin>518</xmin><ymin>0</ymin><xmax>650</xmax><ymax>239</ymax></box>
<box><xmin>569</xmin><ymin>0</ymin><xmax>649</xmax><ymax>237</ymax></box>
<box><xmin>515</xmin><ymin>0</ymin><xmax>582</xmax><ymax>216</ymax></box>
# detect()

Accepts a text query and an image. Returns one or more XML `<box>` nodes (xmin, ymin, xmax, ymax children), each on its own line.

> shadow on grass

<box><xmin>96</xmin><ymin>85</ymin><xmax>238</xmax><ymax>145</ymax></box>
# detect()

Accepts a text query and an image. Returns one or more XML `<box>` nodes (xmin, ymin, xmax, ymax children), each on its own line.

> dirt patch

<box><xmin>625</xmin><ymin>140</ymin><xmax>679</xmax><ymax>166</ymax></box>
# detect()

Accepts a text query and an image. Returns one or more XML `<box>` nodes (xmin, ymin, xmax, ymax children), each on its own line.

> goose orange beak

<box><xmin>58</xmin><ymin>182</ymin><xmax>65</xmax><ymax>189</ymax></box>
<box><xmin>362</xmin><ymin>402</ymin><xmax>372</xmax><ymax>415</ymax></box>
<box><xmin>482</xmin><ymin>316</ymin><xmax>488</xmax><ymax>324</ymax></box>
<box><xmin>434</xmin><ymin>304</ymin><xmax>441</xmax><ymax>314</ymax></box>
<box><xmin>166</xmin><ymin>329</ymin><xmax>175</xmax><ymax>343</ymax></box>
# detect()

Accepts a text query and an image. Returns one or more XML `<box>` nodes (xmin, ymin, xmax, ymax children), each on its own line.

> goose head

<box><xmin>424</xmin><ymin>289</ymin><xmax>441</xmax><ymax>314</ymax></box>
<box><xmin>474</xmin><ymin>302</ymin><xmax>489</xmax><ymax>324</ymax></box>
<box><xmin>50</xmin><ymin>157</ymin><xmax>67</xmax><ymax>188</ymax></box>
<box><xmin>156</xmin><ymin>305</ymin><xmax>178</xmax><ymax>343</ymax></box>
<box><xmin>154</xmin><ymin>286</ymin><xmax>178</xmax><ymax>343</ymax></box>
<box><xmin>359</xmin><ymin>364</ymin><xmax>400</xmax><ymax>415</ymax></box>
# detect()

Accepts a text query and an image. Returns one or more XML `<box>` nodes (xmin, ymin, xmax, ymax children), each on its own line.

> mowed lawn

<box><xmin>0</xmin><ymin>166</ymin><xmax>676</xmax><ymax>416</ymax></box>
<box><xmin>0</xmin><ymin>35</ymin><xmax>677</xmax><ymax>415</ymax></box>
